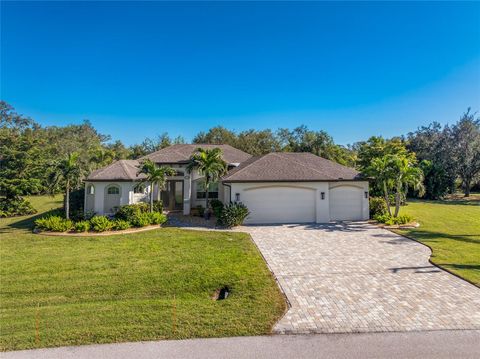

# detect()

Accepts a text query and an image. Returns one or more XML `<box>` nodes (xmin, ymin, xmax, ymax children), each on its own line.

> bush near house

<box><xmin>369</xmin><ymin>197</ymin><xmax>388</xmax><ymax>217</ymax></box>
<box><xmin>112</xmin><ymin>219</ymin><xmax>131</xmax><ymax>230</ymax></box>
<box><xmin>90</xmin><ymin>216</ymin><xmax>113</xmax><ymax>232</ymax></box>
<box><xmin>218</xmin><ymin>202</ymin><xmax>250</xmax><ymax>228</ymax></box>
<box><xmin>374</xmin><ymin>213</ymin><xmax>414</xmax><ymax>226</ymax></box>
<box><xmin>114</xmin><ymin>203</ymin><xmax>150</xmax><ymax>221</ymax></box>
<box><xmin>35</xmin><ymin>216</ymin><xmax>73</xmax><ymax>232</ymax></box>
<box><xmin>210</xmin><ymin>199</ymin><xmax>224</xmax><ymax>218</ymax></box>
<box><xmin>74</xmin><ymin>220</ymin><xmax>91</xmax><ymax>232</ymax></box>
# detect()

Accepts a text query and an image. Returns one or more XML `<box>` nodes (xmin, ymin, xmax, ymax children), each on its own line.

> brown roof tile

<box><xmin>142</xmin><ymin>144</ymin><xmax>251</xmax><ymax>164</ymax></box>
<box><xmin>222</xmin><ymin>152</ymin><xmax>361</xmax><ymax>182</ymax></box>
<box><xmin>87</xmin><ymin>160</ymin><xmax>147</xmax><ymax>181</ymax></box>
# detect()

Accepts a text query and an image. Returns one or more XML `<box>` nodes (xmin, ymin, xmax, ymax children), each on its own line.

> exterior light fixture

<box><xmin>321</xmin><ymin>192</ymin><xmax>325</xmax><ymax>200</ymax></box>
<box><xmin>365</xmin><ymin>191</ymin><xmax>369</xmax><ymax>199</ymax></box>
<box><xmin>235</xmin><ymin>193</ymin><xmax>240</xmax><ymax>202</ymax></box>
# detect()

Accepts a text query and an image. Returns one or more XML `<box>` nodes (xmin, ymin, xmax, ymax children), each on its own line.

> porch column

<box><xmin>183</xmin><ymin>174</ymin><xmax>192</xmax><ymax>215</ymax></box>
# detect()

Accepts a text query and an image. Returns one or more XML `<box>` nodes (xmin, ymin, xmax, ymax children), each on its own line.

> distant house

<box><xmin>85</xmin><ymin>144</ymin><xmax>369</xmax><ymax>223</ymax></box>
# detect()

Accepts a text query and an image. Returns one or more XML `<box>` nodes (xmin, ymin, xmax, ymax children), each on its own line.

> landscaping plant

<box><xmin>218</xmin><ymin>202</ymin><xmax>250</xmax><ymax>228</ymax></box>
<box><xmin>35</xmin><ymin>216</ymin><xmax>73</xmax><ymax>232</ymax></box>
<box><xmin>112</xmin><ymin>219</ymin><xmax>131</xmax><ymax>230</ymax></box>
<box><xmin>90</xmin><ymin>216</ymin><xmax>113</xmax><ymax>232</ymax></box>
<box><xmin>369</xmin><ymin>197</ymin><xmax>388</xmax><ymax>218</ymax></box>
<box><xmin>74</xmin><ymin>220</ymin><xmax>91</xmax><ymax>232</ymax></box>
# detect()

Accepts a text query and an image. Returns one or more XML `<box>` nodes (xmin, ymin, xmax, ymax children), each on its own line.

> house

<box><xmin>85</xmin><ymin>144</ymin><xmax>369</xmax><ymax>223</ymax></box>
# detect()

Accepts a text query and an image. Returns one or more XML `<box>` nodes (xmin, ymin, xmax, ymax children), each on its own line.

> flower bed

<box><xmin>34</xmin><ymin>203</ymin><xmax>167</xmax><ymax>235</ymax></box>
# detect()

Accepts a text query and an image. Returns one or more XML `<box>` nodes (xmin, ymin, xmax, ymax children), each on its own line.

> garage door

<box><xmin>329</xmin><ymin>186</ymin><xmax>363</xmax><ymax>221</ymax></box>
<box><xmin>242</xmin><ymin>186</ymin><xmax>316</xmax><ymax>224</ymax></box>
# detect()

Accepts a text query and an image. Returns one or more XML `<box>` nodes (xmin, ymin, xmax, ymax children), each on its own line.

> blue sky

<box><xmin>1</xmin><ymin>1</ymin><xmax>479</xmax><ymax>146</ymax></box>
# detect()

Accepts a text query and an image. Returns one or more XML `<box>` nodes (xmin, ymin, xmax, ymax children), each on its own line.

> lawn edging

<box><xmin>388</xmin><ymin>228</ymin><xmax>480</xmax><ymax>289</ymax></box>
<box><xmin>34</xmin><ymin>224</ymin><xmax>163</xmax><ymax>237</ymax></box>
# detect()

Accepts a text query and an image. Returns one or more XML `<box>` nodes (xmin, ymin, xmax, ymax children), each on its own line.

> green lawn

<box><xmin>395</xmin><ymin>198</ymin><xmax>480</xmax><ymax>286</ymax></box>
<box><xmin>0</xmin><ymin>196</ymin><xmax>285</xmax><ymax>351</ymax></box>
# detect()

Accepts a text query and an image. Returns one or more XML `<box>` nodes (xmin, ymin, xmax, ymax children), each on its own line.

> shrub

<box><xmin>115</xmin><ymin>203</ymin><xmax>149</xmax><ymax>221</ymax></box>
<box><xmin>218</xmin><ymin>202</ymin><xmax>250</xmax><ymax>228</ymax></box>
<box><xmin>67</xmin><ymin>188</ymin><xmax>85</xmax><ymax>221</ymax></box>
<box><xmin>153</xmin><ymin>200</ymin><xmax>163</xmax><ymax>213</ymax></box>
<box><xmin>35</xmin><ymin>216</ymin><xmax>73</xmax><ymax>232</ymax></box>
<box><xmin>374</xmin><ymin>214</ymin><xmax>414</xmax><ymax>226</ymax></box>
<box><xmin>74</xmin><ymin>220</ymin><xmax>91</xmax><ymax>232</ymax></box>
<box><xmin>112</xmin><ymin>219</ymin><xmax>131</xmax><ymax>230</ymax></box>
<box><xmin>196</xmin><ymin>205</ymin><xmax>205</xmax><ymax>217</ymax></box>
<box><xmin>0</xmin><ymin>197</ymin><xmax>37</xmax><ymax>217</ymax></box>
<box><xmin>369</xmin><ymin>197</ymin><xmax>388</xmax><ymax>217</ymax></box>
<box><xmin>210</xmin><ymin>199</ymin><xmax>224</xmax><ymax>218</ymax></box>
<box><xmin>148</xmin><ymin>212</ymin><xmax>167</xmax><ymax>225</ymax></box>
<box><xmin>130</xmin><ymin>212</ymin><xmax>151</xmax><ymax>227</ymax></box>
<box><xmin>90</xmin><ymin>216</ymin><xmax>113</xmax><ymax>232</ymax></box>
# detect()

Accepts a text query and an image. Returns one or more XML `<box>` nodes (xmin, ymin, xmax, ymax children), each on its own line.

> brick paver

<box><xmin>240</xmin><ymin>222</ymin><xmax>480</xmax><ymax>334</ymax></box>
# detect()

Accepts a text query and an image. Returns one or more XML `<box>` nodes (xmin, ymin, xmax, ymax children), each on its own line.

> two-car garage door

<box><xmin>240</xmin><ymin>184</ymin><xmax>364</xmax><ymax>224</ymax></box>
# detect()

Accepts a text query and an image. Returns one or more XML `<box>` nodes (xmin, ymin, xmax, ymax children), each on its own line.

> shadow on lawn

<box><xmin>404</xmin><ymin>229</ymin><xmax>480</xmax><ymax>245</ymax></box>
<box><xmin>0</xmin><ymin>208</ymin><xmax>62</xmax><ymax>235</ymax></box>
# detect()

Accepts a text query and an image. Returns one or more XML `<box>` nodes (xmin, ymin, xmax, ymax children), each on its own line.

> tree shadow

<box><xmin>389</xmin><ymin>265</ymin><xmax>442</xmax><ymax>274</ymax></box>
<box><xmin>404</xmin><ymin>230</ymin><xmax>480</xmax><ymax>245</ymax></box>
<box><xmin>284</xmin><ymin>221</ymin><xmax>371</xmax><ymax>232</ymax></box>
<box><xmin>0</xmin><ymin>208</ymin><xmax>62</xmax><ymax>235</ymax></box>
<box><xmin>439</xmin><ymin>264</ymin><xmax>480</xmax><ymax>271</ymax></box>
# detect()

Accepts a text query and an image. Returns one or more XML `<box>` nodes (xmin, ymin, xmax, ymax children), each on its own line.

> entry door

<box><xmin>162</xmin><ymin>181</ymin><xmax>184</xmax><ymax>211</ymax></box>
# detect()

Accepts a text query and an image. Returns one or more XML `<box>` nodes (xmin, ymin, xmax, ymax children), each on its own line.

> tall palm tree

<box><xmin>187</xmin><ymin>147</ymin><xmax>227</xmax><ymax>218</ymax></box>
<box><xmin>366</xmin><ymin>156</ymin><xmax>395</xmax><ymax>216</ymax></box>
<box><xmin>137</xmin><ymin>159</ymin><xmax>176</xmax><ymax>212</ymax></box>
<box><xmin>48</xmin><ymin>152</ymin><xmax>82</xmax><ymax>219</ymax></box>
<box><xmin>390</xmin><ymin>156</ymin><xmax>425</xmax><ymax>217</ymax></box>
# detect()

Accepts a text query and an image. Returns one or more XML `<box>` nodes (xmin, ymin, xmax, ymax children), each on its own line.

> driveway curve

<box><xmin>240</xmin><ymin>222</ymin><xmax>480</xmax><ymax>334</ymax></box>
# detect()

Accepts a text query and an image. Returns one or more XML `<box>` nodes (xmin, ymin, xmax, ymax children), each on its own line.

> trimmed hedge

<box><xmin>374</xmin><ymin>214</ymin><xmax>415</xmax><ymax>225</ymax></box>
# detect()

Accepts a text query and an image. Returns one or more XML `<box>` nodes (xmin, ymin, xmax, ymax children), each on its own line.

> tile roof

<box><xmin>222</xmin><ymin>152</ymin><xmax>362</xmax><ymax>182</ymax></box>
<box><xmin>87</xmin><ymin>160</ymin><xmax>147</xmax><ymax>181</ymax></box>
<box><xmin>142</xmin><ymin>144</ymin><xmax>251</xmax><ymax>164</ymax></box>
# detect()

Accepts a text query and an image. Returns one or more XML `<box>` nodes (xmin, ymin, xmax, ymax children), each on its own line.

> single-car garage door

<box><xmin>242</xmin><ymin>186</ymin><xmax>316</xmax><ymax>224</ymax></box>
<box><xmin>329</xmin><ymin>185</ymin><xmax>363</xmax><ymax>221</ymax></box>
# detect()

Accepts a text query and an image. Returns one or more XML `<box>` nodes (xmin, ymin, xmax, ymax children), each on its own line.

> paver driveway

<box><xmin>241</xmin><ymin>222</ymin><xmax>480</xmax><ymax>334</ymax></box>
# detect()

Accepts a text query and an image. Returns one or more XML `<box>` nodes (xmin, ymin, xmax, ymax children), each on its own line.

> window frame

<box><xmin>107</xmin><ymin>185</ymin><xmax>120</xmax><ymax>195</ymax></box>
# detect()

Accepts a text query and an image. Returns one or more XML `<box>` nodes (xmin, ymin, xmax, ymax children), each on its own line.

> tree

<box><xmin>48</xmin><ymin>152</ymin><xmax>83</xmax><ymax>219</ymax></box>
<box><xmin>407</xmin><ymin>122</ymin><xmax>456</xmax><ymax>199</ymax></box>
<box><xmin>137</xmin><ymin>159</ymin><xmax>176</xmax><ymax>212</ymax></box>
<box><xmin>366</xmin><ymin>154</ymin><xmax>424</xmax><ymax>217</ymax></box>
<box><xmin>187</xmin><ymin>147</ymin><xmax>227</xmax><ymax>218</ymax></box>
<box><xmin>236</xmin><ymin>129</ymin><xmax>281</xmax><ymax>155</ymax></box>
<box><xmin>192</xmin><ymin>126</ymin><xmax>237</xmax><ymax>145</ymax></box>
<box><xmin>450</xmin><ymin>109</ymin><xmax>480</xmax><ymax>197</ymax></box>
<box><xmin>389</xmin><ymin>155</ymin><xmax>425</xmax><ymax>216</ymax></box>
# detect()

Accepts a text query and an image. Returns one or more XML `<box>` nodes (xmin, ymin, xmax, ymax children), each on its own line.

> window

<box><xmin>196</xmin><ymin>181</ymin><xmax>219</xmax><ymax>199</ymax></box>
<box><xmin>107</xmin><ymin>186</ymin><xmax>120</xmax><ymax>195</ymax></box>
<box><xmin>87</xmin><ymin>185</ymin><xmax>95</xmax><ymax>195</ymax></box>
<box><xmin>134</xmin><ymin>184</ymin><xmax>145</xmax><ymax>194</ymax></box>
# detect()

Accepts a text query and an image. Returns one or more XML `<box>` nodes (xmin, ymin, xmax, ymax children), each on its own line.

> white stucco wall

<box><xmin>228</xmin><ymin>181</ymin><xmax>369</xmax><ymax>224</ymax></box>
<box><xmin>84</xmin><ymin>181</ymin><xmax>149</xmax><ymax>215</ymax></box>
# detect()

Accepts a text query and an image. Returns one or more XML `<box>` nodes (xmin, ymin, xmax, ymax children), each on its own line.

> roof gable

<box><xmin>87</xmin><ymin>160</ymin><xmax>147</xmax><ymax>181</ymax></box>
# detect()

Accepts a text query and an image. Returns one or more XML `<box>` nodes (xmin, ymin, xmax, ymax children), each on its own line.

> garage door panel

<box><xmin>329</xmin><ymin>186</ymin><xmax>362</xmax><ymax>221</ymax></box>
<box><xmin>242</xmin><ymin>186</ymin><xmax>315</xmax><ymax>224</ymax></box>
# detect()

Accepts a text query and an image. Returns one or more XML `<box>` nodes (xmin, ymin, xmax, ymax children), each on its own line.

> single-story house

<box><xmin>85</xmin><ymin>144</ymin><xmax>369</xmax><ymax>223</ymax></box>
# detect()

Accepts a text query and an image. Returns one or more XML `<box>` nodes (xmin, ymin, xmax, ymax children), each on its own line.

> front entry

<box><xmin>162</xmin><ymin>180</ymin><xmax>184</xmax><ymax>211</ymax></box>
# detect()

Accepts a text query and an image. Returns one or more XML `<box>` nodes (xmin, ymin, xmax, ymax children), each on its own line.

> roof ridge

<box><xmin>118</xmin><ymin>160</ymin><xmax>133</xmax><ymax>179</ymax></box>
<box><xmin>272</xmin><ymin>152</ymin><xmax>336</xmax><ymax>179</ymax></box>
<box><xmin>223</xmin><ymin>155</ymin><xmax>265</xmax><ymax>179</ymax></box>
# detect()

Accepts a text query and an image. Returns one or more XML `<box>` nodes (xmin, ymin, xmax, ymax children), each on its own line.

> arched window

<box><xmin>107</xmin><ymin>185</ymin><xmax>120</xmax><ymax>195</ymax></box>
<box><xmin>134</xmin><ymin>184</ymin><xmax>145</xmax><ymax>194</ymax></box>
<box><xmin>87</xmin><ymin>184</ymin><xmax>95</xmax><ymax>195</ymax></box>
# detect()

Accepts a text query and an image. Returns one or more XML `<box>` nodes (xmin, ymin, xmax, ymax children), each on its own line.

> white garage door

<box><xmin>329</xmin><ymin>186</ymin><xmax>363</xmax><ymax>221</ymax></box>
<box><xmin>242</xmin><ymin>186</ymin><xmax>316</xmax><ymax>224</ymax></box>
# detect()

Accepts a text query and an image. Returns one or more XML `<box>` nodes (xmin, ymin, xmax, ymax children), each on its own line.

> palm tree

<box><xmin>137</xmin><ymin>159</ymin><xmax>176</xmax><ymax>212</ymax></box>
<box><xmin>366</xmin><ymin>156</ymin><xmax>395</xmax><ymax>216</ymax></box>
<box><xmin>48</xmin><ymin>152</ymin><xmax>82</xmax><ymax>219</ymax></box>
<box><xmin>187</xmin><ymin>147</ymin><xmax>227</xmax><ymax>218</ymax></box>
<box><xmin>390</xmin><ymin>156</ymin><xmax>425</xmax><ymax>217</ymax></box>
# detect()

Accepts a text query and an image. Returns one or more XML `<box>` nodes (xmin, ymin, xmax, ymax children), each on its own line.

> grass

<box><xmin>395</xmin><ymin>197</ymin><xmax>480</xmax><ymax>286</ymax></box>
<box><xmin>0</xmin><ymin>196</ymin><xmax>286</xmax><ymax>351</ymax></box>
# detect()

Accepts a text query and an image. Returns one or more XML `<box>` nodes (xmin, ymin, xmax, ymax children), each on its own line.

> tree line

<box><xmin>1</xmin><ymin>100</ymin><xmax>479</xmax><ymax>216</ymax></box>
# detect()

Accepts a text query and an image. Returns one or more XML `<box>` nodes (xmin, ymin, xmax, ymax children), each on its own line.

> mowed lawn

<box><xmin>395</xmin><ymin>197</ymin><xmax>480</xmax><ymax>286</ymax></box>
<box><xmin>0</xmin><ymin>196</ymin><xmax>286</xmax><ymax>351</ymax></box>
